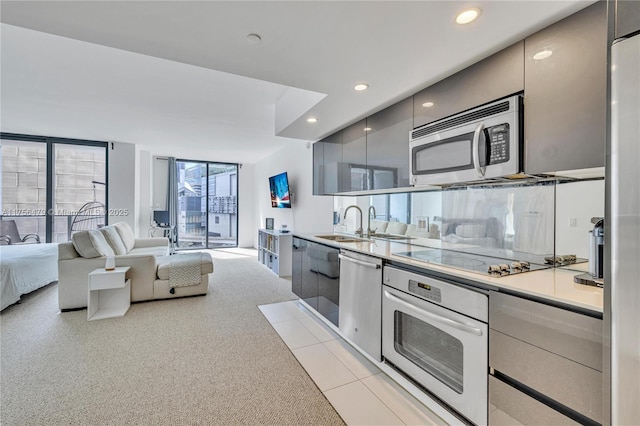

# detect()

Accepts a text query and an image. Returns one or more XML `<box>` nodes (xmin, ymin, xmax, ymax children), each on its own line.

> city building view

<box><xmin>176</xmin><ymin>161</ymin><xmax>237</xmax><ymax>249</ymax></box>
<box><xmin>1</xmin><ymin>139</ymin><xmax>106</xmax><ymax>243</ymax></box>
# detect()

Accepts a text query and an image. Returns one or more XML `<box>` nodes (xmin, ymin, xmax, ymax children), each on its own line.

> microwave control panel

<box><xmin>487</xmin><ymin>124</ymin><xmax>510</xmax><ymax>165</ymax></box>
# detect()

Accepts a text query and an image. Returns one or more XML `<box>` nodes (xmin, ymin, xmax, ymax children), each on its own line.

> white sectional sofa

<box><xmin>58</xmin><ymin>222</ymin><xmax>212</xmax><ymax>311</ymax></box>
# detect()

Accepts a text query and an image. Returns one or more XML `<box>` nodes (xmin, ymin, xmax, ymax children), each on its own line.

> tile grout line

<box><xmin>360</xmin><ymin>375</ymin><xmax>413</xmax><ymax>426</ymax></box>
<box><xmin>262</xmin><ymin>302</ymin><xmax>440</xmax><ymax>426</ymax></box>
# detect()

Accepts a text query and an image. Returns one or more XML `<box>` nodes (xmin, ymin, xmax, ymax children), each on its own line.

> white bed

<box><xmin>1</xmin><ymin>243</ymin><xmax>58</xmax><ymax>311</ymax></box>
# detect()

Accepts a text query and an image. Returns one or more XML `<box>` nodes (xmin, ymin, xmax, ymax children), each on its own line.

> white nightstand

<box><xmin>87</xmin><ymin>266</ymin><xmax>131</xmax><ymax>321</ymax></box>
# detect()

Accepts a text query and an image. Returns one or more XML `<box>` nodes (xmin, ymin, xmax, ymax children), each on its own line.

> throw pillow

<box><xmin>88</xmin><ymin>230</ymin><xmax>115</xmax><ymax>257</ymax></box>
<box><xmin>72</xmin><ymin>231</ymin><xmax>101</xmax><ymax>258</ymax></box>
<box><xmin>72</xmin><ymin>230</ymin><xmax>115</xmax><ymax>258</ymax></box>
<box><xmin>113</xmin><ymin>222</ymin><xmax>135</xmax><ymax>252</ymax></box>
<box><xmin>100</xmin><ymin>226</ymin><xmax>127</xmax><ymax>255</ymax></box>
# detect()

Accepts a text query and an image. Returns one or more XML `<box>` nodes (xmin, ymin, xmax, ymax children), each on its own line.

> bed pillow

<box><xmin>72</xmin><ymin>230</ymin><xmax>115</xmax><ymax>258</ymax></box>
<box><xmin>99</xmin><ymin>226</ymin><xmax>127</xmax><ymax>255</ymax></box>
<box><xmin>113</xmin><ymin>222</ymin><xmax>135</xmax><ymax>252</ymax></box>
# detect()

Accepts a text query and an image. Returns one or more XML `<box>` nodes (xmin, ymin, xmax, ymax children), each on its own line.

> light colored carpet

<box><xmin>1</xmin><ymin>249</ymin><xmax>345</xmax><ymax>425</ymax></box>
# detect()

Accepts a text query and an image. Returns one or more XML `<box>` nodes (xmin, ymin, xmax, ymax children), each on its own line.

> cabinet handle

<box><xmin>338</xmin><ymin>254</ymin><xmax>381</xmax><ymax>269</ymax></box>
<box><xmin>472</xmin><ymin>123</ymin><xmax>486</xmax><ymax>178</ymax></box>
<box><xmin>384</xmin><ymin>290</ymin><xmax>483</xmax><ymax>336</ymax></box>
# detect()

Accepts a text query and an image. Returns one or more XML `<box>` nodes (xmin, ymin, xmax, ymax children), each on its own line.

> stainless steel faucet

<box><xmin>344</xmin><ymin>205</ymin><xmax>363</xmax><ymax>237</ymax></box>
<box><xmin>367</xmin><ymin>206</ymin><xmax>377</xmax><ymax>238</ymax></box>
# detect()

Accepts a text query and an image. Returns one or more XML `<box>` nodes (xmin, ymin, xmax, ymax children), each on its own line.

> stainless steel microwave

<box><xmin>410</xmin><ymin>95</ymin><xmax>523</xmax><ymax>186</ymax></box>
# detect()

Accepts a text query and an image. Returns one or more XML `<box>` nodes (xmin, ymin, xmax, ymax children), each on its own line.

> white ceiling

<box><xmin>0</xmin><ymin>1</ymin><xmax>593</xmax><ymax>163</ymax></box>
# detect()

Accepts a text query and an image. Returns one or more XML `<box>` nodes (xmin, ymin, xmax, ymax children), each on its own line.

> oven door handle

<box><xmin>472</xmin><ymin>123</ymin><xmax>486</xmax><ymax>178</ymax></box>
<box><xmin>339</xmin><ymin>254</ymin><xmax>381</xmax><ymax>269</ymax></box>
<box><xmin>384</xmin><ymin>290</ymin><xmax>483</xmax><ymax>336</ymax></box>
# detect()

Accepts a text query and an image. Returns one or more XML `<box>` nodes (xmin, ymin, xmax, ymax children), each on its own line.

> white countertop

<box><xmin>295</xmin><ymin>233</ymin><xmax>603</xmax><ymax>315</ymax></box>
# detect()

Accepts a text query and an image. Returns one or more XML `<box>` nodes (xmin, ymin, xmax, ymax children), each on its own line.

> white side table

<box><xmin>88</xmin><ymin>266</ymin><xmax>131</xmax><ymax>321</ymax></box>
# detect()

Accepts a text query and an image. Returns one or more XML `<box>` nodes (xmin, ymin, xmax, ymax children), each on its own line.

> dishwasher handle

<box><xmin>338</xmin><ymin>253</ymin><xmax>381</xmax><ymax>269</ymax></box>
<box><xmin>384</xmin><ymin>290</ymin><xmax>483</xmax><ymax>336</ymax></box>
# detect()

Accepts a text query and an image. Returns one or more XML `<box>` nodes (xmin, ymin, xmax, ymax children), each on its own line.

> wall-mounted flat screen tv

<box><xmin>269</xmin><ymin>172</ymin><xmax>291</xmax><ymax>208</ymax></box>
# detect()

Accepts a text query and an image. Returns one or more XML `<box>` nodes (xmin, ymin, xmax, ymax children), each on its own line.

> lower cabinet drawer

<box><xmin>489</xmin><ymin>375</ymin><xmax>579</xmax><ymax>425</ymax></box>
<box><xmin>490</xmin><ymin>329</ymin><xmax>602</xmax><ymax>423</ymax></box>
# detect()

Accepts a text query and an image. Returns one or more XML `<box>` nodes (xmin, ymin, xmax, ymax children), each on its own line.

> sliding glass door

<box><xmin>176</xmin><ymin>160</ymin><xmax>238</xmax><ymax>249</ymax></box>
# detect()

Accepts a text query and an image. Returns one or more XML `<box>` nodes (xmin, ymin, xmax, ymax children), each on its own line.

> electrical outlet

<box><xmin>569</xmin><ymin>218</ymin><xmax>578</xmax><ymax>227</ymax></box>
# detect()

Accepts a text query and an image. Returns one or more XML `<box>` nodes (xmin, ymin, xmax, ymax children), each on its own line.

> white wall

<box><xmin>238</xmin><ymin>163</ymin><xmax>255</xmax><ymax>247</ymax></box>
<box><xmin>556</xmin><ymin>179</ymin><xmax>605</xmax><ymax>259</ymax></box>
<box><xmin>254</xmin><ymin>141</ymin><xmax>333</xmax><ymax>247</ymax></box>
<box><xmin>136</xmin><ymin>149</ymin><xmax>152</xmax><ymax>237</ymax></box>
<box><xmin>152</xmin><ymin>156</ymin><xmax>169</xmax><ymax>210</ymax></box>
<box><xmin>108</xmin><ymin>142</ymin><xmax>136</xmax><ymax>232</ymax></box>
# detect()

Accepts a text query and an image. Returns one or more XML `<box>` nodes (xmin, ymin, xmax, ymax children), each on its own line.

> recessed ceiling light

<box><xmin>533</xmin><ymin>49</ymin><xmax>553</xmax><ymax>60</ymax></box>
<box><xmin>455</xmin><ymin>8</ymin><xmax>481</xmax><ymax>25</ymax></box>
<box><xmin>307</xmin><ymin>117</ymin><xmax>318</xmax><ymax>123</ymax></box>
<box><xmin>364</xmin><ymin>127</ymin><xmax>372</xmax><ymax>131</ymax></box>
<box><xmin>422</xmin><ymin>102</ymin><xmax>435</xmax><ymax>108</ymax></box>
<box><xmin>246</xmin><ymin>33</ymin><xmax>262</xmax><ymax>44</ymax></box>
<box><xmin>353</xmin><ymin>83</ymin><xmax>369</xmax><ymax>92</ymax></box>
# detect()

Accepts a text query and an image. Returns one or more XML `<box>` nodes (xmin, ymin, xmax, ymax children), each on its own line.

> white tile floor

<box><xmin>259</xmin><ymin>300</ymin><xmax>447</xmax><ymax>426</ymax></box>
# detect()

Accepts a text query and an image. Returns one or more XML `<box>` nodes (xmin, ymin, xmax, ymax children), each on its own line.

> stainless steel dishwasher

<box><xmin>338</xmin><ymin>250</ymin><xmax>383</xmax><ymax>361</ymax></box>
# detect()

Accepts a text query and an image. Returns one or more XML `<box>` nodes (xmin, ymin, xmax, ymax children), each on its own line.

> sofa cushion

<box><xmin>113</xmin><ymin>222</ymin><xmax>135</xmax><ymax>252</ymax></box>
<box><xmin>99</xmin><ymin>226</ymin><xmax>127</xmax><ymax>255</ymax></box>
<box><xmin>72</xmin><ymin>230</ymin><xmax>115</xmax><ymax>258</ymax></box>
<box><xmin>386</xmin><ymin>222</ymin><xmax>408</xmax><ymax>235</ymax></box>
<box><xmin>370</xmin><ymin>220</ymin><xmax>388</xmax><ymax>233</ymax></box>
<box><xmin>307</xmin><ymin>245</ymin><xmax>339</xmax><ymax>262</ymax></box>
<box><xmin>129</xmin><ymin>246</ymin><xmax>171</xmax><ymax>257</ymax></box>
<box><xmin>156</xmin><ymin>253</ymin><xmax>214</xmax><ymax>280</ymax></box>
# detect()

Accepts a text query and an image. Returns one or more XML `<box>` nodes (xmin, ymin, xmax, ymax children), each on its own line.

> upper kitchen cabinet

<box><xmin>615</xmin><ymin>0</ymin><xmax>640</xmax><ymax>38</ymax></box>
<box><xmin>321</xmin><ymin>131</ymin><xmax>342</xmax><ymax>195</ymax></box>
<box><xmin>524</xmin><ymin>1</ymin><xmax>607</xmax><ymax>174</ymax></box>
<box><xmin>312</xmin><ymin>141</ymin><xmax>324</xmax><ymax>195</ymax></box>
<box><xmin>366</xmin><ymin>97</ymin><xmax>413</xmax><ymax>190</ymax></box>
<box><xmin>341</xmin><ymin>119</ymin><xmax>368</xmax><ymax>192</ymax></box>
<box><xmin>413</xmin><ymin>41</ymin><xmax>524</xmax><ymax>129</ymax></box>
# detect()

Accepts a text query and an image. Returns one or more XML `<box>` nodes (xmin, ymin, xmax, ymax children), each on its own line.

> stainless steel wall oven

<box><xmin>382</xmin><ymin>265</ymin><xmax>488</xmax><ymax>425</ymax></box>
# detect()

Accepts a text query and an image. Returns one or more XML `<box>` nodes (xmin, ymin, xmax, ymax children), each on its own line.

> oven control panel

<box><xmin>409</xmin><ymin>279</ymin><xmax>442</xmax><ymax>303</ymax></box>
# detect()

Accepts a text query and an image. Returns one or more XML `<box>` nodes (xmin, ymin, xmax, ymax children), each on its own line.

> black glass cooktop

<box><xmin>393</xmin><ymin>248</ymin><xmax>550</xmax><ymax>277</ymax></box>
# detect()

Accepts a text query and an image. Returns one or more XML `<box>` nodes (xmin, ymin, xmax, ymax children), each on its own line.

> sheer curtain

<box><xmin>167</xmin><ymin>157</ymin><xmax>178</xmax><ymax>245</ymax></box>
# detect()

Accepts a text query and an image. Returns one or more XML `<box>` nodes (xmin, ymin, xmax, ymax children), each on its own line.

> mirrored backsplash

<box><xmin>334</xmin><ymin>179</ymin><xmax>604</xmax><ymax>268</ymax></box>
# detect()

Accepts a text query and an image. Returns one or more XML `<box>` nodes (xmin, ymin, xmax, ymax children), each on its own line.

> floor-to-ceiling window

<box><xmin>176</xmin><ymin>160</ymin><xmax>237</xmax><ymax>249</ymax></box>
<box><xmin>0</xmin><ymin>134</ymin><xmax>107</xmax><ymax>243</ymax></box>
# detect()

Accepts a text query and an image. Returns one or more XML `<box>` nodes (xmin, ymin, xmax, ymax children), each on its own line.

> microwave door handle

<box><xmin>472</xmin><ymin>123</ymin><xmax>486</xmax><ymax>178</ymax></box>
<box><xmin>384</xmin><ymin>290</ymin><xmax>483</xmax><ymax>336</ymax></box>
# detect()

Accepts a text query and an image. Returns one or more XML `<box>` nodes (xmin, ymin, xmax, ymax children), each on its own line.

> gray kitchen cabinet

<box><xmin>489</xmin><ymin>291</ymin><xmax>603</xmax><ymax>424</ymax></box>
<box><xmin>524</xmin><ymin>1</ymin><xmax>607</xmax><ymax>174</ymax></box>
<box><xmin>341</xmin><ymin>120</ymin><xmax>368</xmax><ymax>192</ymax></box>
<box><xmin>322</xmin><ymin>131</ymin><xmax>342</xmax><ymax>194</ymax></box>
<box><xmin>292</xmin><ymin>237</ymin><xmax>303</xmax><ymax>297</ymax></box>
<box><xmin>291</xmin><ymin>237</ymin><xmax>340</xmax><ymax>326</ymax></box>
<box><xmin>615</xmin><ymin>0</ymin><xmax>640</xmax><ymax>38</ymax></box>
<box><xmin>413</xmin><ymin>41</ymin><xmax>524</xmax><ymax>129</ymax></box>
<box><xmin>366</xmin><ymin>97</ymin><xmax>413</xmax><ymax>189</ymax></box>
<box><xmin>312</xmin><ymin>142</ymin><xmax>323</xmax><ymax>195</ymax></box>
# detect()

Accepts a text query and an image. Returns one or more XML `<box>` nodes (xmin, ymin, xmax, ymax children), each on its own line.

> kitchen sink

<box><xmin>315</xmin><ymin>234</ymin><xmax>370</xmax><ymax>243</ymax></box>
<box><xmin>370</xmin><ymin>233</ymin><xmax>414</xmax><ymax>241</ymax></box>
